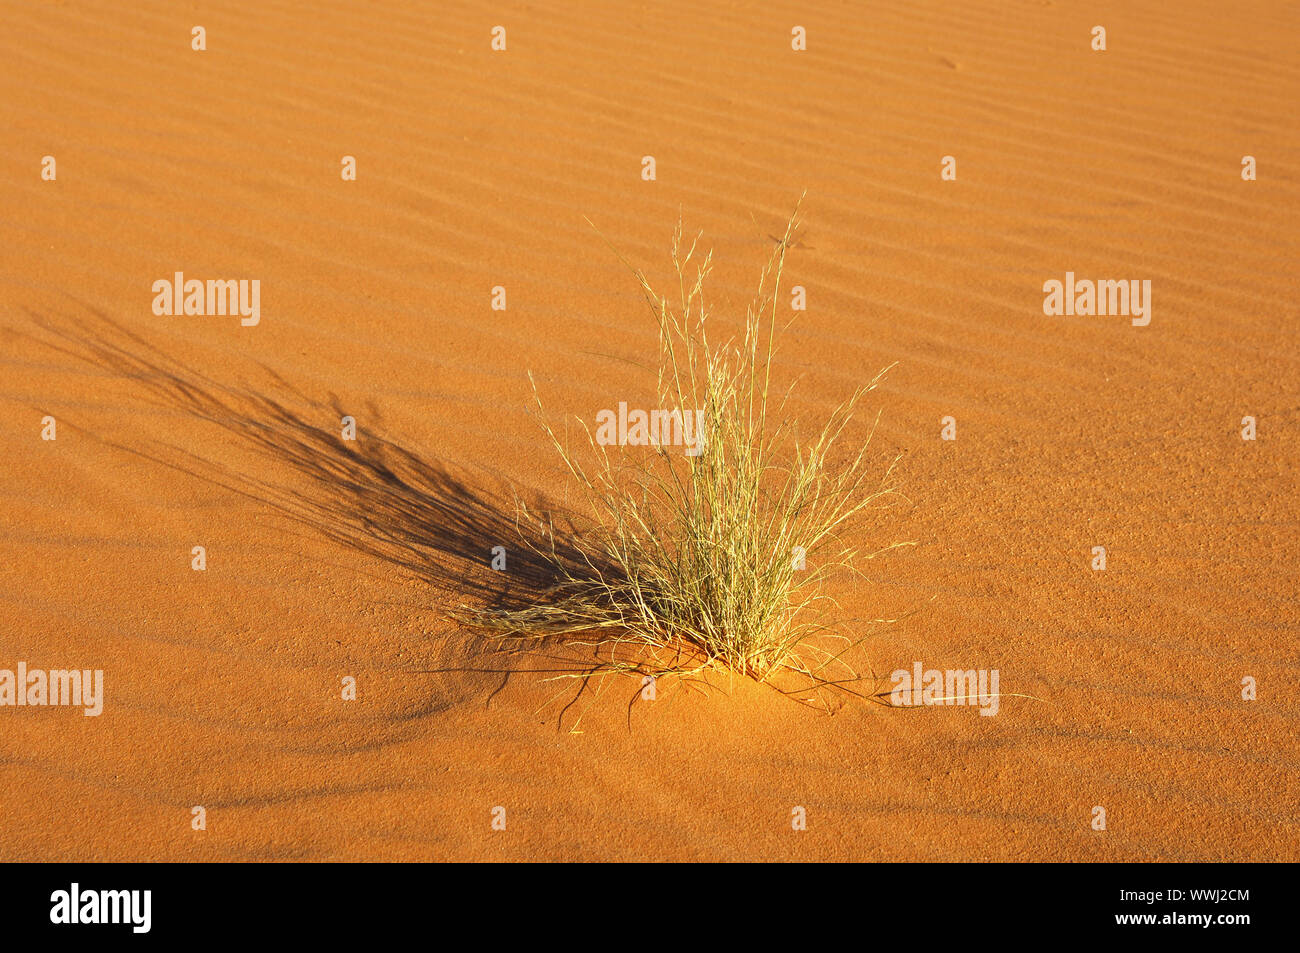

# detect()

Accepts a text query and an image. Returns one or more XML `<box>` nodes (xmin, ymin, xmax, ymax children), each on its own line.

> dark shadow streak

<box><xmin>28</xmin><ymin>305</ymin><xmax>627</xmax><ymax>719</ymax></box>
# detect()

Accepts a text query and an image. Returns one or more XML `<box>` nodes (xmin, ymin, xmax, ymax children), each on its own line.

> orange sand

<box><xmin>1</xmin><ymin>0</ymin><xmax>1297</xmax><ymax>861</ymax></box>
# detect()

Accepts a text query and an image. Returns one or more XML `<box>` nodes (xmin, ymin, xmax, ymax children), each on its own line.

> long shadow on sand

<box><xmin>31</xmin><ymin>306</ymin><xmax>623</xmax><ymax>719</ymax></box>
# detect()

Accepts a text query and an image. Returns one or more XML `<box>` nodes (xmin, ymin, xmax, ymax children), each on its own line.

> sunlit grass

<box><xmin>460</xmin><ymin>203</ymin><xmax>910</xmax><ymax>695</ymax></box>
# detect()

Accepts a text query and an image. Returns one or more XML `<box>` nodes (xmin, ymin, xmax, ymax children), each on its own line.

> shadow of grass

<box><xmin>28</xmin><ymin>305</ymin><xmax>630</xmax><ymax>721</ymax></box>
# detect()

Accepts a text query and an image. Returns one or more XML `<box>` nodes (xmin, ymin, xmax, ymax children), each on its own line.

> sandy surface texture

<box><xmin>1</xmin><ymin>0</ymin><xmax>1297</xmax><ymax>861</ymax></box>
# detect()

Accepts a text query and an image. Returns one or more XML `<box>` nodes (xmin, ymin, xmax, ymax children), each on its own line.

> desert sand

<box><xmin>1</xmin><ymin>0</ymin><xmax>1297</xmax><ymax>861</ymax></box>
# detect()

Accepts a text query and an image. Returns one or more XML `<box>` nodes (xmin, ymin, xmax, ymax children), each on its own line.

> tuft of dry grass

<box><xmin>459</xmin><ymin>202</ymin><xmax>911</xmax><ymax>697</ymax></box>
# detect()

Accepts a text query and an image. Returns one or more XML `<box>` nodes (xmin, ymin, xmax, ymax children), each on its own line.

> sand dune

<box><xmin>1</xmin><ymin>0</ymin><xmax>1297</xmax><ymax>860</ymax></box>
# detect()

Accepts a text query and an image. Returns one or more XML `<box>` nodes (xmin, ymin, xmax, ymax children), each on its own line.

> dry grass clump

<box><xmin>461</xmin><ymin>204</ymin><xmax>909</xmax><ymax>693</ymax></box>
